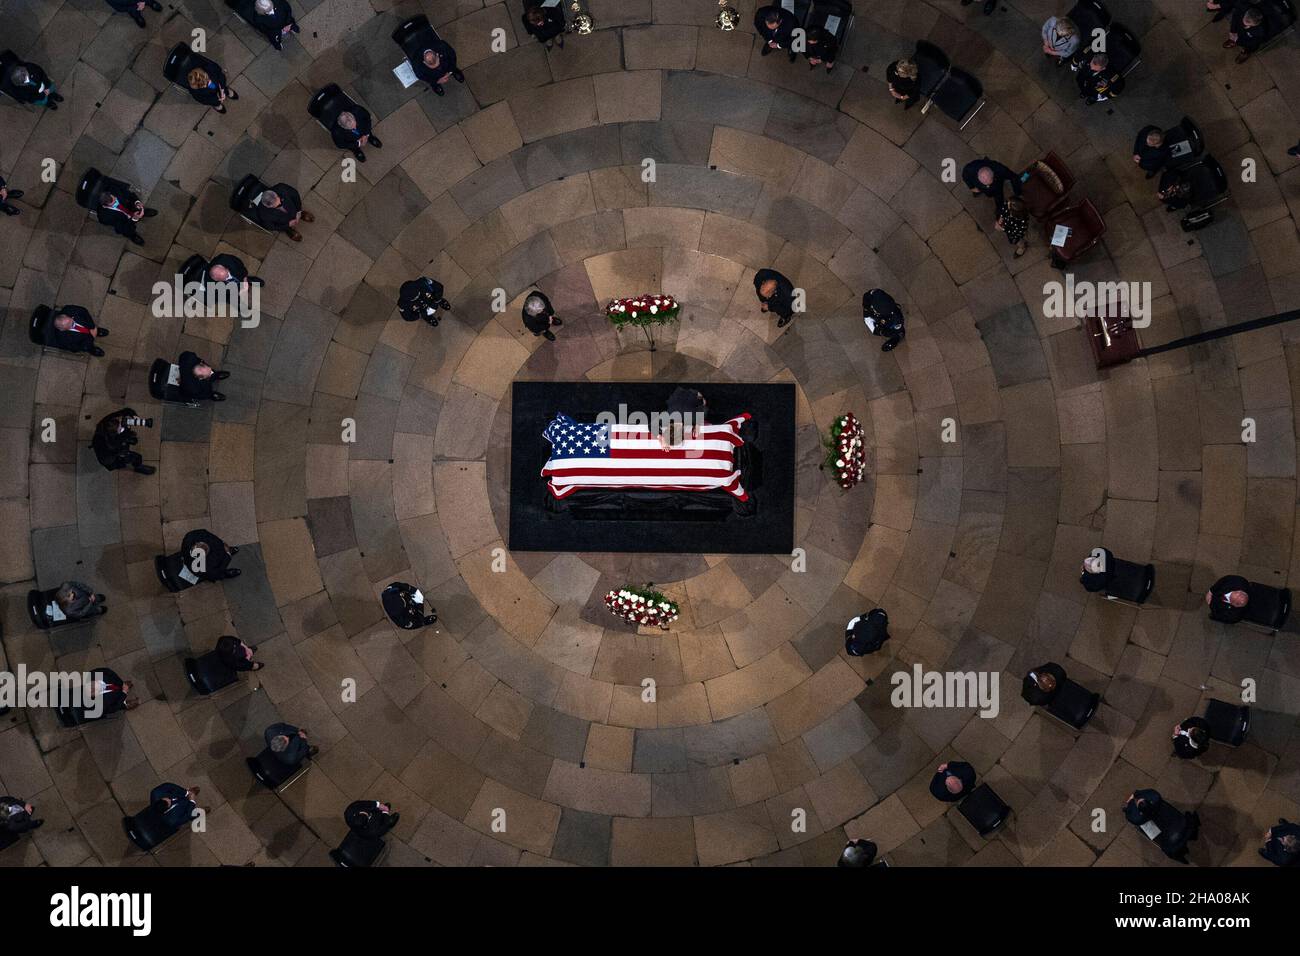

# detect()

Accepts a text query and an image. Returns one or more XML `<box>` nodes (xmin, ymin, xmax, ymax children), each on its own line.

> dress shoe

<box><xmin>353</xmin><ymin>149</ymin><xmax>366</xmax><ymax>162</ymax></box>
<box><xmin>142</xmin><ymin>207</ymin><xmax>158</xmax><ymax>217</ymax></box>
<box><xmin>432</xmin><ymin>83</ymin><xmax>445</xmax><ymax>95</ymax></box>
<box><xmin>148</xmin><ymin>0</ymin><xmax>162</xmax><ymax>8</ymax></box>
<box><xmin>131</xmin><ymin>12</ymin><xmax>146</xmax><ymax>27</ymax></box>
<box><xmin>46</xmin><ymin>102</ymin><xmax>57</xmax><ymax>110</ymax></box>
<box><xmin>30</xmin><ymin>819</ymin><xmax>44</xmax><ymax>829</ymax></box>
<box><xmin>227</xmin><ymin>89</ymin><xmax>238</xmax><ymax>100</ymax></box>
<box><xmin>300</xmin><ymin>210</ymin><xmax>315</xmax><ymax>223</ymax></box>
<box><xmin>214</xmin><ymin>104</ymin><xmax>227</xmax><ymax>114</ymax></box>
<box><xmin>129</xmin><ymin>234</ymin><xmax>145</xmax><ymax>245</ymax></box>
<box><xmin>90</xmin><ymin>346</ymin><xmax>105</xmax><ymax>357</ymax></box>
<box><xmin>6</xmin><ymin>189</ymin><xmax>22</xmax><ymax>200</ymax></box>
<box><xmin>1288</xmin><ymin>144</ymin><xmax>1300</xmax><ymax>157</ymax></box>
<box><xmin>776</xmin><ymin>315</ymin><xmax>792</xmax><ymax>328</ymax></box>
<box><xmin>97</xmin><ymin>328</ymin><xmax>109</xmax><ymax>337</ymax></box>
<box><xmin>290</xmin><ymin>21</ymin><xmax>300</xmax><ymax>33</ymax></box>
<box><xmin>453</xmin><ymin>70</ymin><xmax>464</xmax><ymax>82</ymax></box>
<box><xmin>211</xmin><ymin>392</ymin><xmax>226</xmax><ymax>402</ymax></box>
<box><xmin>214</xmin><ymin>370</ymin><xmax>229</xmax><ymax>380</ymax></box>
<box><xmin>369</xmin><ymin>136</ymin><xmax>383</xmax><ymax>148</ymax></box>
<box><xmin>287</xmin><ymin>228</ymin><xmax>302</xmax><ymax>241</ymax></box>
<box><xmin>551</xmin><ymin>317</ymin><xmax>563</xmax><ymax>326</ymax></box>
<box><xmin>543</xmin><ymin>330</ymin><xmax>556</xmax><ymax>341</ymax></box>
<box><xmin>2</xmin><ymin>205</ymin><xmax>19</xmax><ymax>216</ymax></box>
<box><xmin>307</xmin><ymin>745</ymin><xmax>319</xmax><ymax>758</ymax></box>
<box><xmin>882</xmin><ymin>340</ymin><xmax>898</xmax><ymax>352</ymax></box>
<box><xmin>761</xmin><ymin>44</ymin><xmax>772</xmax><ymax>56</ymax></box>
<box><xmin>133</xmin><ymin>464</ymin><xmax>156</xmax><ymax>475</ymax></box>
<box><xmin>984</xmin><ymin>0</ymin><xmax>996</xmax><ymax>13</ymax></box>
<box><xmin>50</xmin><ymin>93</ymin><xmax>62</xmax><ymax>102</ymax></box>
<box><xmin>224</xmin><ymin>569</ymin><xmax>241</xmax><ymax>578</ymax></box>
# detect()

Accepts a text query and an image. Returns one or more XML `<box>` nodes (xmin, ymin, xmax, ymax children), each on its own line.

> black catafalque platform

<box><xmin>509</xmin><ymin>381</ymin><xmax>795</xmax><ymax>554</ymax></box>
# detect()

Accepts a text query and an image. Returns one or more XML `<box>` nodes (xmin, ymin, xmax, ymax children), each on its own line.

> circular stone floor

<box><xmin>2</xmin><ymin>0</ymin><xmax>1300</xmax><ymax>868</ymax></box>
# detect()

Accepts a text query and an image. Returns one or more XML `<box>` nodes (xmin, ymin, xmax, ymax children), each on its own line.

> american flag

<box><xmin>541</xmin><ymin>412</ymin><xmax>751</xmax><ymax>501</ymax></box>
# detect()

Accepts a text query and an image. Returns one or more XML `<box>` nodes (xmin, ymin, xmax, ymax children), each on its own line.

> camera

<box><xmin>123</xmin><ymin>416</ymin><xmax>153</xmax><ymax>428</ymax></box>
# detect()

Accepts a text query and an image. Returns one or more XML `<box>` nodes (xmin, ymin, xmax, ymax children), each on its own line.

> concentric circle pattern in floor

<box><xmin>2</xmin><ymin>0</ymin><xmax>1300</xmax><ymax>868</ymax></box>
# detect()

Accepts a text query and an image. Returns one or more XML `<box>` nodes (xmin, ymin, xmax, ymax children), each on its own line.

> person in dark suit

<box><xmin>249</xmin><ymin>182</ymin><xmax>313</xmax><ymax>241</ymax></box>
<box><xmin>962</xmin><ymin>158</ymin><xmax>1023</xmax><ymax>205</ymax></box>
<box><xmin>55</xmin><ymin>581</ymin><xmax>105</xmax><ymax>620</ymax></box>
<box><xmin>89</xmin><ymin>668</ymin><xmax>137</xmax><ymax>714</ymax></box>
<box><xmin>249</xmin><ymin>0</ymin><xmax>300</xmax><ymax>50</ymax></box>
<box><xmin>1123</xmin><ymin>789</ymin><xmax>1161</xmax><ymax>826</ymax></box>
<box><xmin>216</xmin><ymin>635</ymin><xmax>263</xmax><ymax>672</ymax></box>
<box><xmin>95</xmin><ymin>184</ymin><xmax>157</xmax><ymax>246</ymax></box>
<box><xmin>46</xmin><ymin>306</ymin><xmax>109</xmax><ymax>356</ymax></box>
<box><xmin>184</xmin><ymin>61</ymin><xmax>238</xmax><ymax>113</ymax></box>
<box><xmin>2</xmin><ymin>60</ymin><xmax>63</xmax><ymax>110</ymax></box>
<box><xmin>1077</xmin><ymin>53</ymin><xmax>1124</xmax><ymax>104</ymax></box>
<box><xmin>837</xmin><ymin>839</ymin><xmax>878</xmax><ymax>867</ymax></box>
<box><xmin>1132</xmin><ymin>126</ymin><xmax>1171</xmax><ymax>178</ymax></box>
<box><xmin>961</xmin><ymin>0</ymin><xmax>998</xmax><ymax>16</ymax></box>
<box><xmin>413</xmin><ymin>39</ymin><xmax>464</xmax><ymax>96</ymax></box>
<box><xmin>1021</xmin><ymin>662</ymin><xmax>1066</xmax><ymax>707</ymax></box>
<box><xmin>381</xmin><ymin>582</ymin><xmax>437</xmax><ymax>630</ymax></box>
<box><xmin>331</xmin><ymin>107</ymin><xmax>383</xmax><ymax>162</ymax></box>
<box><xmin>205</xmin><ymin>254</ymin><xmax>262</xmax><ymax>298</ymax></box>
<box><xmin>106</xmin><ymin>0</ymin><xmax>163</xmax><ymax>29</ymax></box>
<box><xmin>345</xmin><ymin>800</ymin><xmax>399</xmax><ymax>839</ymax></box>
<box><xmin>92</xmin><ymin>408</ymin><xmax>155</xmax><ymax>475</ymax></box>
<box><xmin>522</xmin><ymin>3</ymin><xmax>566</xmax><ymax>50</ymax></box>
<box><xmin>150</xmin><ymin>783</ymin><xmax>199</xmax><ymax>829</ymax></box>
<box><xmin>1206</xmin><ymin>574</ymin><xmax>1250</xmax><ymax>623</ymax></box>
<box><xmin>265</xmin><ymin>722</ymin><xmax>317</xmax><ymax>767</ymax></box>
<box><xmin>178</xmin><ymin>350</ymin><xmax>230</xmax><ymax>402</ymax></box>
<box><xmin>522</xmin><ymin>290</ymin><xmax>562</xmax><ymax>341</ymax></box>
<box><xmin>845</xmin><ymin>609</ymin><xmax>889</xmax><ymax>656</ymax></box>
<box><xmin>0</xmin><ymin>175</ymin><xmax>22</xmax><ymax>216</ymax></box>
<box><xmin>1260</xmin><ymin>819</ymin><xmax>1300</xmax><ymax>866</ymax></box>
<box><xmin>886</xmin><ymin>58</ymin><xmax>920</xmax><ymax>109</ymax></box>
<box><xmin>754</xmin><ymin>268</ymin><xmax>796</xmax><ymax>328</ymax></box>
<box><xmin>1171</xmin><ymin>716</ymin><xmax>1211</xmax><ymax>760</ymax></box>
<box><xmin>1157</xmin><ymin>165</ymin><xmax>1194</xmax><ymax>211</ymax></box>
<box><xmin>1225</xmin><ymin>4</ymin><xmax>1270</xmax><ymax>62</ymax></box>
<box><xmin>803</xmin><ymin>27</ymin><xmax>838</xmax><ymax>73</ymax></box>
<box><xmin>399</xmin><ymin>277</ymin><xmax>451</xmax><ymax>327</ymax></box>
<box><xmin>181</xmin><ymin>528</ymin><xmax>241</xmax><ymax>581</ymax></box>
<box><xmin>863</xmin><ymin>288</ymin><xmax>905</xmax><ymax>352</ymax></box>
<box><xmin>754</xmin><ymin>5</ymin><xmax>798</xmax><ymax>61</ymax></box>
<box><xmin>1289</xmin><ymin>141</ymin><xmax>1300</xmax><ymax>158</ymax></box>
<box><xmin>0</xmin><ymin>796</ymin><xmax>42</xmax><ymax>834</ymax></box>
<box><xmin>930</xmin><ymin>761</ymin><xmax>976</xmax><ymax>802</ymax></box>
<box><xmin>1080</xmin><ymin>549</ymin><xmax>1114</xmax><ymax>593</ymax></box>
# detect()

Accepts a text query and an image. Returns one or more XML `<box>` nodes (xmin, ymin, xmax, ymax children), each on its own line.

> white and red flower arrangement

<box><xmin>605</xmin><ymin>294</ymin><xmax>681</xmax><ymax>327</ymax></box>
<box><xmin>824</xmin><ymin>412</ymin><xmax>867</xmax><ymax>490</ymax></box>
<box><xmin>605</xmin><ymin>586</ymin><xmax>680</xmax><ymax>630</ymax></box>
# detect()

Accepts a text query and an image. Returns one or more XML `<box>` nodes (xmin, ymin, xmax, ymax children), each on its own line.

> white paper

<box><xmin>825</xmin><ymin>14</ymin><xmax>842</xmax><ymax>33</ymax></box>
<box><xmin>1170</xmin><ymin>141</ymin><xmax>1191</xmax><ymax>157</ymax></box>
<box><xmin>47</xmin><ymin>602</ymin><xmax>66</xmax><ymax>622</ymax></box>
<box><xmin>542</xmin><ymin>0</ymin><xmax>562</xmax><ymax>6</ymax></box>
<box><xmin>412</xmin><ymin>589</ymin><xmax>425</xmax><ymax>604</ymax></box>
<box><xmin>781</xmin><ymin>0</ymin><xmax>795</xmax><ymax>10</ymax></box>
<box><xmin>1140</xmin><ymin>820</ymin><xmax>1162</xmax><ymax>840</ymax></box>
<box><xmin>845</xmin><ymin>615</ymin><xmax>861</xmax><ymax>631</ymax></box>
<box><xmin>393</xmin><ymin>60</ymin><xmax>417</xmax><ymax>89</ymax></box>
<box><xmin>863</xmin><ymin>316</ymin><xmax>877</xmax><ymax>332</ymax></box>
<box><xmin>1051</xmin><ymin>224</ymin><xmax>1071</xmax><ymax>248</ymax></box>
<box><xmin>167</xmin><ymin>364</ymin><xmax>181</xmax><ymax>386</ymax></box>
<box><xmin>179</xmin><ymin>566</ymin><xmax>200</xmax><ymax>585</ymax></box>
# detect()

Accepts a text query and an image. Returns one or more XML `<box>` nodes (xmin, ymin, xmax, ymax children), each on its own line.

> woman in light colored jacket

<box><xmin>1041</xmin><ymin>16</ymin><xmax>1081</xmax><ymax>64</ymax></box>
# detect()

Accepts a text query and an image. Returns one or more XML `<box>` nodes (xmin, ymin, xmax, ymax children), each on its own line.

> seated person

<box><xmin>264</xmin><ymin>722</ymin><xmax>318</xmax><ymax>767</ymax></box>
<box><xmin>1041</xmin><ymin>15</ymin><xmax>1081</xmax><ymax>65</ymax></box>
<box><xmin>398</xmin><ymin>277</ymin><xmax>450</xmax><ymax>326</ymax></box>
<box><xmin>522</xmin><ymin>290</ymin><xmax>562</xmax><ymax>341</ymax></box>
<box><xmin>1206</xmin><ymin>574</ymin><xmax>1250</xmax><ymax>623</ymax></box>
<box><xmin>929</xmin><ymin>761</ymin><xmax>976</xmax><ymax>802</ymax></box>
<box><xmin>0</xmin><ymin>174</ymin><xmax>23</xmax><ymax>216</ymax></box>
<box><xmin>106</xmin><ymin>0</ymin><xmax>163</xmax><ymax>29</ymax></box>
<box><xmin>205</xmin><ymin>254</ymin><xmax>261</xmax><ymax>296</ymax></box>
<box><xmin>1076</xmin><ymin>53</ymin><xmax>1124</xmax><ymax>104</ymax></box>
<box><xmin>1171</xmin><ymin>716</ymin><xmax>1212</xmax><ymax>760</ymax></box>
<box><xmin>46</xmin><ymin>306</ymin><xmax>109</xmax><ymax>356</ymax></box>
<box><xmin>181</xmin><ymin>527</ymin><xmax>241</xmax><ymax>581</ymax></box>
<box><xmin>178</xmin><ymin>350</ymin><xmax>230</xmax><ymax>402</ymax></box>
<box><xmin>88</xmin><ymin>668</ymin><xmax>137</xmax><ymax>714</ymax></box>
<box><xmin>184</xmin><ymin>62</ymin><xmax>237</xmax><ymax>113</ymax></box>
<box><xmin>844</xmin><ymin>609</ymin><xmax>890</xmax><ymax>656</ymax></box>
<box><xmin>837</xmin><ymin>839</ymin><xmax>878</xmax><ymax>867</ymax></box>
<box><xmin>217</xmin><ymin>635</ymin><xmax>263</xmax><ymax>672</ymax></box>
<box><xmin>863</xmin><ymin>289</ymin><xmax>905</xmax><ymax>352</ymax></box>
<box><xmin>1260</xmin><ymin>819</ymin><xmax>1300</xmax><ymax>866</ymax></box>
<box><xmin>248</xmin><ymin>182</ymin><xmax>314</xmax><ymax>240</ymax></box>
<box><xmin>1123</xmin><ymin>788</ymin><xmax>1161</xmax><ymax>825</ymax></box>
<box><xmin>754</xmin><ymin>4</ymin><xmax>798</xmax><ymax>61</ymax></box>
<box><xmin>803</xmin><ymin>27</ymin><xmax>838</xmax><ymax>73</ymax></box>
<box><xmin>413</xmin><ymin>40</ymin><xmax>464</xmax><ymax>96</ymax></box>
<box><xmin>1079</xmin><ymin>549</ymin><xmax>1114</xmax><ymax>593</ymax></box>
<box><xmin>886</xmin><ymin>57</ymin><xmax>920</xmax><ymax>109</ymax></box>
<box><xmin>0</xmin><ymin>796</ymin><xmax>42</xmax><ymax>834</ymax></box>
<box><xmin>331</xmin><ymin>107</ymin><xmax>382</xmax><ymax>162</ymax></box>
<box><xmin>1157</xmin><ymin>166</ymin><xmax>1194</xmax><ymax>211</ymax></box>
<box><xmin>754</xmin><ymin>268</ymin><xmax>796</xmax><ymax>328</ymax></box>
<box><xmin>56</xmin><ymin>580</ymin><xmax>106</xmax><ymax>620</ymax></box>
<box><xmin>96</xmin><ymin>183</ymin><xmax>157</xmax><ymax>245</ymax></box>
<box><xmin>92</xmin><ymin>408</ymin><xmax>155</xmax><ymax>475</ymax></box>
<box><xmin>248</xmin><ymin>0</ymin><xmax>300</xmax><ymax>50</ymax></box>
<box><xmin>150</xmin><ymin>783</ymin><xmax>200</xmax><ymax>829</ymax></box>
<box><xmin>2</xmin><ymin>60</ymin><xmax>63</xmax><ymax>109</ymax></box>
<box><xmin>1224</xmin><ymin>4</ymin><xmax>1271</xmax><ymax>63</ymax></box>
<box><xmin>1132</xmin><ymin>126</ymin><xmax>1171</xmax><ymax>178</ymax></box>
<box><xmin>522</xmin><ymin>3</ymin><xmax>566</xmax><ymax>50</ymax></box>
<box><xmin>381</xmin><ymin>582</ymin><xmax>437</xmax><ymax>630</ymax></box>
<box><xmin>345</xmin><ymin>800</ymin><xmax>399</xmax><ymax>839</ymax></box>
<box><xmin>1021</xmin><ymin>662</ymin><xmax>1066</xmax><ymax>707</ymax></box>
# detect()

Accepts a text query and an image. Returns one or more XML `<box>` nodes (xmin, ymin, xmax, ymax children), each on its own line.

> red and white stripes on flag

<box><xmin>541</xmin><ymin>412</ymin><xmax>751</xmax><ymax>501</ymax></box>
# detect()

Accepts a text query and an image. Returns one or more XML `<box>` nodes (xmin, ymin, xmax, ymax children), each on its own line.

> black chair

<box><xmin>185</xmin><ymin>651</ymin><xmax>240</xmax><ymax>696</ymax></box>
<box><xmin>1067</xmin><ymin>0</ymin><xmax>1112</xmax><ymax>50</ymax></box>
<box><xmin>1203</xmin><ymin>698</ymin><xmax>1250</xmax><ymax>746</ymax></box>
<box><xmin>1164</xmin><ymin>116</ymin><xmax>1205</xmax><ymax>171</ymax></box>
<box><xmin>56</xmin><ymin>703</ymin><xmax>95</xmax><ymax>726</ymax></box>
<box><xmin>807</xmin><ymin>0</ymin><xmax>855</xmax><ymax>50</ymax></box>
<box><xmin>1106</xmin><ymin>22</ymin><xmax>1142</xmax><ymax>77</ymax></box>
<box><xmin>148</xmin><ymin>358</ymin><xmax>201</xmax><ymax>408</ymax></box>
<box><xmin>123</xmin><ymin>804</ymin><xmax>182</xmax><ymax>853</ymax></box>
<box><xmin>28</xmin><ymin>305</ymin><xmax>53</xmax><ymax>351</ymax></box>
<box><xmin>247</xmin><ymin>747</ymin><xmax>310</xmax><ymax>793</ymax></box>
<box><xmin>1258</xmin><ymin>0</ymin><xmax>1298</xmax><ymax>51</ymax></box>
<box><xmin>27</xmin><ymin>587</ymin><xmax>104</xmax><ymax>630</ymax></box>
<box><xmin>154</xmin><ymin>551</ymin><xmax>198</xmax><ymax>593</ymax></box>
<box><xmin>1148</xmin><ymin>800</ymin><xmax>1197</xmax><ymax>861</ymax></box>
<box><xmin>329</xmin><ymin>831</ymin><xmax>388</xmax><ymax>867</ymax></box>
<box><xmin>1104</xmin><ymin>559</ymin><xmax>1155</xmax><ymax>606</ymax></box>
<box><xmin>231</xmin><ymin>173</ymin><xmax>271</xmax><ymax>232</ymax></box>
<box><xmin>1046</xmin><ymin>678</ymin><xmax>1101</xmax><ymax>729</ymax></box>
<box><xmin>0</xmin><ymin>829</ymin><xmax>18</xmax><ymax>852</ymax></box>
<box><xmin>928</xmin><ymin>67</ymin><xmax>985</xmax><ymax>131</ymax></box>
<box><xmin>1243</xmin><ymin>580</ymin><xmax>1290</xmax><ymax>633</ymax></box>
<box><xmin>957</xmin><ymin>783</ymin><xmax>1011</xmax><ymax>836</ymax></box>
<box><xmin>912</xmin><ymin>40</ymin><xmax>950</xmax><ymax>100</ymax></box>
<box><xmin>74</xmin><ymin>167</ymin><xmax>105</xmax><ymax>211</ymax></box>
<box><xmin>179</xmin><ymin>253</ymin><xmax>208</xmax><ymax>288</ymax></box>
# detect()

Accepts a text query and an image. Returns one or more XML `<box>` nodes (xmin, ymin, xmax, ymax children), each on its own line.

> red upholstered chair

<box><xmin>1045</xmin><ymin>199</ymin><xmax>1105</xmax><ymax>268</ymax></box>
<box><xmin>1021</xmin><ymin>152</ymin><xmax>1075</xmax><ymax>219</ymax></box>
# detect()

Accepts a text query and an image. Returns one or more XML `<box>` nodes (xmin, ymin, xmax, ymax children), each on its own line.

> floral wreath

<box><xmin>824</xmin><ymin>412</ymin><xmax>867</xmax><ymax>489</ymax></box>
<box><xmin>604</xmin><ymin>294</ymin><xmax>681</xmax><ymax>327</ymax></box>
<box><xmin>605</xmin><ymin>586</ymin><xmax>680</xmax><ymax>630</ymax></box>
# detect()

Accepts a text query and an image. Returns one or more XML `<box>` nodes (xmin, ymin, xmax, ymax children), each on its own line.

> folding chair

<box><xmin>957</xmin><ymin>783</ymin><xmax>1011</xmax><ymax>837</ymax></box>
<box><xmin>1045</xmin><ymin>678</ymin><xmax>1101</xmax><ymax>729</ymax></box>
<box><xmin>912</xmin><ymin>40</ymin><xmax>950</xmax><ymax>101</ymax></box>
<box><xmin>1239</xmin><ymin>580</ymin><xmax>1290</xmax><ymax>634</ymax></box>
<box><xmin>1106</xmin><ymin>22</ymin><xmax>1142</xmax><ymax>77</ymax></box>
<box><xmin>27</xmin><ymin>587</ymin><xmax>105</xmax><ymax>632</ymax></box>
<box><xmin>231</xmin><ymin>173</ymin><xmax>273</xmax><ymax>233</ymax></box>
<box><xmin>1180</xmin><ymin>156</ymin><xmax>1230</xmax><ymax>232</ymax></box>
<box><xmin>807</xmin><ymin>0</ymin><xmax>855</xmax><ymax>50</ymax></box>
<box><xmin>392</xmin><ymin>15</ymin><xmax>444</xmax><ymax>91</ymax></box>
<box><xmin>928</xmin><ymin>67</ymin><xmax>986</xmax><ymax>131</ymax></box>
<box><xmin>1067</xmin><ymin>0</ymin><xmax>1113</xmax><ymax>57</ymax></box>
<box><xmin>154</xmin><ymin>551</ymin><xmax>199</xmax><ymax>593</ymax></box>
<box><xmin>329</xmin><ymin>831</ymin><xmax>389</xmax><ymax>867</ymax></box>
<box><xmin>247</xmin><ymin>747</ymin><xmax>311</xmax><ymax>794</ymax></box>
<box><xmin>1164</xmin><ymin>116</ymin><xmax>1205</xmax><ymax>171</ymax></box>
<box><xmin>1258</xmin><ymin>0</ymin><xmax>1298</xmax><ymax>52</ymax></box>
<box><xmin>1103</xmin><ymin>558</ymin><xmax>1155</xmax><ymax>607</ymax></box>
<box><xmin>184</xmin><ymin>650</ymin><xmax>240</xmax><ymax>697</ymax></box>
<box><xmin>123</xmin><ymin>804</ymin><xmax>184</xmax><ymax>854</ymax></box>
<box><xmin>1203</xmin><ymin>699</ymin><xmax>1249</xmax><ymax>746</ymax></box>
<box><xmin>149</xmin><ymin>358</ymin><xmax>201</xmax><ymax>408</ymax></box>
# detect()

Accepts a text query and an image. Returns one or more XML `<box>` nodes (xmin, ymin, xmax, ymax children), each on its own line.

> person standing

<box><xmin>1260</xmin><ymin>819</ymin><xmax>1300</xmax><ymax>866</ymax></box>
<box><xmin>886</xmin><ymin>58</ymin><xmax>920</xmax><ymax>109</ymax></box>
<box><xmin>1</xmin><ymin>60</ymin><xmax>63</xmax><ymax>110</ymax></box>
<box><xmin>1077</xmin><ymin>53</ymin><xmax>1124</xmax><ymax>104</ymax></box>
<box><xmin>803</xmin><ymin>27</ymin><xmax>838</xmax><ymax>73</ymax></box>
<box><xmin>995</xmin><ymin>196</ymin><xmax>1029</xmax><ymax>258</ymax></box>
<box><xmin>863</xmin><ymin>289</ymin><xmax>905</xmax><ymax>352</ymax></box>
<box><xmin>1079</xmin><ymin>549</ymin><xmax>1114</xmax><ymax>593</ymax></box>
<box><xmin>265</xmin><ymin>723</ymin><xmax>318</xmax><ymax>766</ymax></box>
<box><xmin>522</xmin><ymin>3</ymin><xmax>565</xmax><ymax>50</ymax></box>
<box><xmin>1206</xmin><ymin>574</ymin><xmax>1251</xmax><ymax>623</ymax></box>
<box><xmin>413</xmin><ymin>40</ymin><xmax>464</xmax><ymax>96</ymax></box>
<box><xmin>962</xmin><ymin>158</ymin><xmax>1023</xmax><ymax>205</ymax></box>
<box><xmin>1132</xmin><ymin>126</ymin><xmax>1172</xmax><ymax>178</ymax></box>
<box><xmin>205</xmin><ymin>254</ymin><xmax>262</xmax><ymax>298</ymax></box>
<box><xmin>753</xmin><ymin>5</ymin><xmax>798</xmax><ymax>61</ymax></box>
<box><xmin>754</xmin><ymin>268</ymin><xmax>796</xmax><ymax>328</ymax></box>
<box><xmin>522</xmin><ymin>290</ymin><xmax>562</xmax><ymax>341</ymax></box>
<box><xmin>106</xmin><ymin>0</ymin><xmax>163</xmax><ymax>29</ymax></box>
<box><xmin>249</xmin><ymin>0</ymin><xmax>301</xmax><ymax>50</ymax></box>
<box><xmin>55</xmin><ymin>581</ymin><xmax>105</xmax><ymax>620</ymax></box>
<box><xmin>398</xmin><ymin>277</ymin><xmax>451</xmax><ymax>327</ymax></box>
<box><xmin>150</xmin><ymin>784</ymin><xmax>200</xmax><ymax>829</ymax></box>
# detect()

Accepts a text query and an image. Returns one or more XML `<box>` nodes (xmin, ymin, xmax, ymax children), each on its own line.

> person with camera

<box><xmin>398</xmin><ymin>276</ymin><xmax>451</xmax><ymax>327</ymax></box>
<box><xmin>92</xmin><ymin>408</ymin><xmax>155</xmax><ymax>475</ymax></box>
